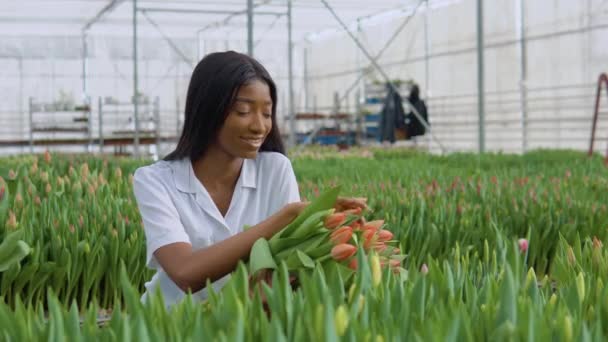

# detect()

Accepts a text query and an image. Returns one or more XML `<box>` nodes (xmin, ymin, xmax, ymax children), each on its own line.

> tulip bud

<box><xmin>518</xmin><ymin>238</ymin><xmax>529</xmax><ymax>254</ymax></box>
<box><xmin>330</xmin><ymin>226</ymin><xmax>353</xmax><ymax>245</ymax></box>
<box><xmin>80</xmin><ymin>163</ymin><xmax>89</xmax><ymax>178</ymax></box>
<box><xmin>377</xmin><ymin>229</ymin><xmax>393</xmax><ymax>242</ymax></box>
<box><xmin>8</xmin><ymin>169</ymin><xmax>16</xmax><ymax>180</ymax></box>
<box><xmin>567</xmin><ymin>246</ymin><xmax>576</xmax><ymax>265</ymax></box>
<box><xmin>363</xmin><ymin>220</ymin><xmax>384</xmax><ymax>231</ymax></box>
<box><xmin>420</xmin><ymin>263</ymin><xmax>429</xmax><ymax>275</ymax></box>
<box><xmin>348</xmin><ymin>258</ymin><xmax>358</xmax><ymax>270</ymax></box>
<box><xmin>362</xmin><ymin>229</ymin><xmax>377</xmax><ymax>249</ymax></box>
<box><xmin>563</xmin><ymin>315</ymin><xmax>572</xmax><ymax>342</ymax></box>
<box><xmin>6</xmin><ymin>211</ymin><xmax>17</xmax><ymax>230</ymax></box>
<box><xmin>45</xmin><ymin>183</ymin><xmax>52</xmax><ymax>194</ymax></box>
<box><xmin>40</xmin><ymin>171</ymin><xmax>49</xmax><ymax>183</ymax></box>
<box><xmin>334</xmin><ymin>305</ymin><xmax>349</xmax><ymax>337</ymax></box>
<box><xmin>15</xmin><ymin>193</ymin><xmax>23</xmax><ymax>207</ymax></box>
<box><xmin>114</xmin><ymin>167</ymin><xmax>123</xmax><ymax>179</ymax></box>
<box><xmin>373</xmin><ymin>242</ymin><xmax>387</xmax><ymax>253</ymax></box>
<box><xmin>34</xmin><ymin>196</ymin><xmax>41</xmax><ymax>206</ymax></box>
<box><xmin>341</xmin><ymin>207</ymin><xmax>362</xmax><ymax>215</ymax></box>
<box><xmin>593</xmin><ymin>236</ymin><xmax>602</xmax><ymax>249</ymax></box>
<box><xmin>576</xmin><ymin>272</ymin><xmax>585</xmax><ymax>304</ymax></box>
<box><xmin>44</xmin><ymin>150</ymin><xmax>52</xmax><ymax>163</ymax></box>
<box><xmin>371</xmin><ymin>254</ymin><xmax>381</xmax><ymax>287</ymax></box>
<box><xmin>324</xmin><ymin>212</ymin><xmax>346</xmax><ymax>230</ymax></box>
<box><xmin>0</xmin><ymin>186</ymin><xmax>4</xmax><ymax>202</ymax></box>
<box><xmin>332</xmin><ymin>244</ymin><xmax>356</xmax><ymax>261</ymax></box>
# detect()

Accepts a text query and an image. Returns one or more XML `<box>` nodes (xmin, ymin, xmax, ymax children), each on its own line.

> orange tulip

<box><xmin>362</xmin><ymin>229</ymin><xmax>377</xmax><ymax>249</ymax></box>
<box><xmin>342</xmin><ymin>207</ymin><xmax>362</xmax><ymax>215</ymax></box>
<box><xmin>331</xmin><ymin>244</ymin><xmax>356</xmax><ymax>261</ymax></box>
<box><xmin>377</xmin><ymin>229</ymin><xmax>393</xmax><ymax>242</ymax></box>
<box><xmin>348</xmin><ymin>258</ymin><xmax>358</xmax><ymax>270</ymax></box>
<box><xmin>324</xmin><ymin>212</ymin><xmax>347</xmax><ymax>230</ymax></box>
<box><xmin>363</xmin><ymin>220</ymin><xmax>384</xmax><ymax>231</ymax></box>
<box><xmin>373</xmin><ymin>242</ymin><xmax>388</xmax><ymax>253</ymax></box>
<box><xmin>330</xmin><ymin>226</ymin><xmax>353</xmax><ymax>245</ymax></box>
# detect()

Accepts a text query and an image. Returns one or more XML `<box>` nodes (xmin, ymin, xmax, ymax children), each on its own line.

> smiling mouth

<box><xmin>241</xmin><ymin>137</ymin><xmax>264</xmax><ymax>146</ymax></box>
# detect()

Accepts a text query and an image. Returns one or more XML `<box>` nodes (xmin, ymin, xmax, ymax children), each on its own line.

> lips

<box><xmin>241</xmin><ymin>136</ymin><xmax>264</xmax><ymax>147</ymax></box>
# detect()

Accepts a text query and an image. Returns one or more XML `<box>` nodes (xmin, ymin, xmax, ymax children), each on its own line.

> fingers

<box><xmin>336</xmin><ymin>197</ymin><xmax>369</xmax><ymax>211</ymax></box>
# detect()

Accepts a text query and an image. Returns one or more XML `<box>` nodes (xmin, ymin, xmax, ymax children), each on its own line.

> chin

<box><xmin>239</xmin><ymin>149</ymin><xmax>260</xmax><ymax>159</ymax></box>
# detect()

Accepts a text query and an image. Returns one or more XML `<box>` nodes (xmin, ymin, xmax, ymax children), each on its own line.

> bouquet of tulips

<box><xmin>245</xmin><ymin>186</ymin><xmax>407</xmax><ymax>298</ymax></box>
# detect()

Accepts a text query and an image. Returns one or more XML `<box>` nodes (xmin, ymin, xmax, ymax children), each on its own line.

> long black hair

<box><xmin>164</xmin><ymin>51</ymin><xmax>285</xmax><ymax>162</ymax></box>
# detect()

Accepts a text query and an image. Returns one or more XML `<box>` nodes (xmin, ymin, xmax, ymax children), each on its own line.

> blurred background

<box><xmin>0</xmin><ymin>0</ymin><xmax>606</xmax><ymax>158</ymax></box>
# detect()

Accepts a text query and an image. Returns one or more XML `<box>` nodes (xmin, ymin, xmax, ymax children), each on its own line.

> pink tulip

<box><xmin>330</xmin><ymin>226</ymin><xmax>353</xmax><ymax>245</ymax></box>
<box><xmin>377</xmin><ymin>229</ymin><xmax>393</xmax><ymax>242</ymax></box>
<box><xmin>331</xmin><ymin>244</ymin><xmax>357</xmax><ymax>261</ymax></box>
<box><xmin>363</xmin><ymin>220</ymin><xmax>384</xmax><ymax>231</ymax></box>
<box><xmin>518</xmin><ymin>238</ymin><xmax>529</xmax><ymax>254</ymax></box>
<box><xmin>420</xmin><ymin>263</ymin><xmax>429</xmax><ymax>274</ymax></box>
<box><xmin>324</xmin><ymin>212</ymin><xmax>347</xmax><ymax>230</ymax></box>
<box><xmin>373</xmin><ymin>242</ymin><xmax>388</xmax><ymax>253</ymax></box>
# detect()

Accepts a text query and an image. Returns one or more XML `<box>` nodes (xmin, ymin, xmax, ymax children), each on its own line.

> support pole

<box><xmin>287</xmin><ymin>0</ymin><xmax>296</xmax><ymax>148</ymax></box>
<box><xmin>82</xmin><ymin>32</ymin><xmax>88</xmax><ymax>102</ymax></box>
<box><xmin>99</xmin><ymin>97</ymin><xmax>104</xmax><ymax>153</ymax></box>
<box><xmin>476</xmin><ymin>0</ymin><xmax>485</xmax><ymax>153</ymax></box>
<box><xmin>133</xmin><ymin>0</ymin><xmax>140</xmax><ymax>157</ymax></box>
<box><xmin>303</xmin><ymin>47</ymin><xmax>309</xmax><ymax>112</ymax></box>
<box><xmin>517</xmin><ymin>0</ymin><xmax>528</xmax><ymax>153</ymax></box>
<box><xmin>424</xmin><ymin>0</ymin><xmax>430</xmax><ymax>98</ymax></box>
<box><xmin>247</xmin><ymin>0</ymin><xmax>254</xmax><ymax>56</ymax></box>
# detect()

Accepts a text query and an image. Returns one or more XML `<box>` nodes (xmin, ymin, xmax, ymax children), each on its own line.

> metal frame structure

<box><xmin>588</xmin><ymin>73</ymin><xmax>608</xmax><ymax>163</ymax></box>
<box><xmin>79</xmin><ymin>0</ymin><xmax>296</xmax><ymax>157</ymax></box>
<box><xmin>6</xmin><ymin>0</ymin><xmax>591</xmax><ymax>157</ymax></box>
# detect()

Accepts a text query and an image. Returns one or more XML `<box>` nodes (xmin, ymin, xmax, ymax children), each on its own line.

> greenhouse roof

<box><xmin>1</xmin><ymin>0</ymin><xmax>460</xmax><ymax>42</ymax></box>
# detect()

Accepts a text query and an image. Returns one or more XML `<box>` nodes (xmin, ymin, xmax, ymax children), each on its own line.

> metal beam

<box><xmin>196</xmin><ymin>0</ymin><xmax>274</xmax><ymax>35</ymax></box>
<box><xmin>334</xmin><ymin>0</ymin><xmax>425</xmax><ymax>108</ymax></box>
<box><xmin>320</xmin><ymin>0</ymin><xmax>446</xmax><ymax>154</ymax></box>
<box><xmin>133</xmin><ymin>0</ymin><xmax>140</xmax><ymax>157</ymax></box>
<box><xmin>247</xmin><ymin>0</ymin><xmax>254</xmax><ymax>56</ymax></box>
<box><xmin>140</xmin><ymin>10</ymin><xmax>194</xmax><ymax>67</ymax></box>
<box><xmin>137</xmin><ymin>7</ymin><xmax>280</xmax><ymax>15</ymax></box>
<box><xmin>287</xmin><ymin>0</ymin><xmax>296</xmax><ymax>148</ymax></box>
<box><xmin>83</xmin><ymin>0</ymin><xmax>126</xmax><ymax>32</ymax></box>
<box><xmin>476</xmin><ymin>0</ymin><xmax>485</xmax><ymax>153</ymax></box>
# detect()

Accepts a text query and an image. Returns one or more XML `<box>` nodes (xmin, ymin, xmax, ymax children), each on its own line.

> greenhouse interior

<box><xmin>1</xmin><ymin>0</ymin><xmax>608</xmax><ymax>340</ymax></box>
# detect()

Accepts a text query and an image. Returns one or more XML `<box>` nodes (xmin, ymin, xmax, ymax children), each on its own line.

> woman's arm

<box><xmin>154</xmin><ymin>202</ymin><xmax>308</xmax><ymax>293</ymax></box>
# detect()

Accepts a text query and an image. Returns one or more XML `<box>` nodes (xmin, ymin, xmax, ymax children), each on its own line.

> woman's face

<box><xmin>215</xmin><ymin>79</ymin><xmax>273</xmax><ymax>159</ymax></box>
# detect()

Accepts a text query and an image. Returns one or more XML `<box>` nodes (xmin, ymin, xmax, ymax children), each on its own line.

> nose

<box><xmin>248</xmin><ymin>111</ymin><xmax>266</xmax><ymax>134</ymax></box>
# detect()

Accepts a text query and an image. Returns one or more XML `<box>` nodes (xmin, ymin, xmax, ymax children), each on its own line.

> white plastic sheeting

<box><xmin>1</xmin><ymin>0</ymin><xmax>608</xmax><ymax>155</ymax></box>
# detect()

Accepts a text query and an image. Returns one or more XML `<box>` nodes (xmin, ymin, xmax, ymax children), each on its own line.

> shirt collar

<box><xmin>172</xmin><ymin>157</ymin><xmax>257</xmax><ymax>193</ymax></box>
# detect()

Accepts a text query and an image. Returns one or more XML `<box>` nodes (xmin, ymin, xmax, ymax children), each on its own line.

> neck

<box><xmin>192</xmin><ymin>147</ymin><xmax>243</xmax><ymax>190</ymax></box>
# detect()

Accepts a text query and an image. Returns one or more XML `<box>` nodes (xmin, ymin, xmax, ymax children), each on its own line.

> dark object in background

<box><xmin>378</xmin><ymin>83</ymin><xmax>407</xmax><ymax>143</ymax></box>
<box><xmin>405</xmin><ymin>84</ymin><xmax>429</xmax><ymax>138</ymax></box>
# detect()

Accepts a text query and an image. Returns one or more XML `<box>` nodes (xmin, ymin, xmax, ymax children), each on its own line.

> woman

<box><xmin>133</xmin><ymin>51</ymin><xmax>366</xmax><ymax>307</ymax></box>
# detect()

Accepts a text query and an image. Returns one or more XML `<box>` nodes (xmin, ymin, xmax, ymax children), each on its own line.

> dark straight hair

<box><xmin>164</xmin><ymin>51</ymin><xmax>285</xmax><ymax>162</ymax></box>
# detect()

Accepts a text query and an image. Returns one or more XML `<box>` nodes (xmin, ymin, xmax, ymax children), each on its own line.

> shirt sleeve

<box><xmin>133</xmin><ymin>167</ymin><xmax>191</xmax><ymax>270</ymax></box>
<box><xmin>268</xmin><ymin>155</ymin><xmax>301</xmax><ymax>216</ymax></box>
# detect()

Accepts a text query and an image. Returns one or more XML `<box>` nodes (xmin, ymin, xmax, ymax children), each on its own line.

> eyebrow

<box><xmin>235</xmin><ymin>97</ymin><xmax>273</xmax><ymax>105</ymax></box>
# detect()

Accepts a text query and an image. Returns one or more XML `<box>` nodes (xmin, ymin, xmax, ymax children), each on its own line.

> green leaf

<box><xmin>273</xmin><ymin>186</ymin><xmax>341</xmax><ymax>240</ymax></box>
<box><xmin>249</xmin><ymin>238</ymin><xmax>278</xmax><ymax>275</ymax></box>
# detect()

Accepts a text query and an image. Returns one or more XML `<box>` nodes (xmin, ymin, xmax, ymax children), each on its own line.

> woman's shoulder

<box><xmin>256</xmin><ymin>151</ymin><xmax>292</xmax><ymax>169</ymax></box>
<box><xmin>133</xmin><ymin>159</ymin><xmax>177</xmax><ymax>185</ymax></box>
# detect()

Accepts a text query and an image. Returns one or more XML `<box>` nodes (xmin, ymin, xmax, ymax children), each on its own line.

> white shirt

<box><xmin>132</xmin><ymin>151</ymin><xmax>300</xmax><ymax>307</ymax></box>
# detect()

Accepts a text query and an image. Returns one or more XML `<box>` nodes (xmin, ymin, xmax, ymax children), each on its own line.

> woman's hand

<box><xmin>281</xmin><ymin>201</ymin><xmax>311</xmax><ymax>221</ymax></box>
<box><xmin>334</xmin><ymin>197</ymin><xmax>368</xmax><ymax>213</ymax></box>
